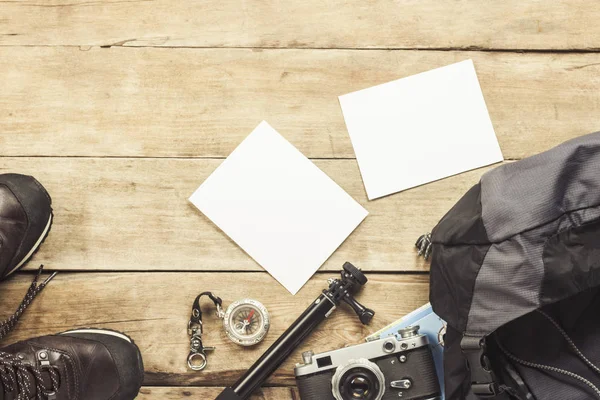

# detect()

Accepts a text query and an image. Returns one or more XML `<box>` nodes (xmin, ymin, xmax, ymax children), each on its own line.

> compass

<box><xmin>223</xmin><ymin>299</ymin><xmax>270</xmax><ymax>346</ymax></box>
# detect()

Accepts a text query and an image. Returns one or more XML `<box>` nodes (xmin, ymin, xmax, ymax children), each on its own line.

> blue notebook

<box><xmin>366</xmin><ymin>303</ymin><xmax>446</xmax><ymax>398</ymax></box>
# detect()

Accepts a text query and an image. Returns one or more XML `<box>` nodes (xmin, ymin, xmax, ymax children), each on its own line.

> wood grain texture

<box><xmin>0</xmin><ymin>157</ymin><xmax>488</xmax><ymax>272</ymax></box>
<box><xmin>1</xmin><ymin>1</ymin><xmax>590</xmax><ymax>398</ymax></box>
<box><xmin>0</xmin><ymin>1</ymin><xmax>599</xmax><ymax>50</ymax></box>
<box><xmin>137</xmin><ymin>387</ymin><xmax>297</xmax><ymax>399</ymax></box>
<box><xmin>1</xmin><ymin>47</ymin><xmax>600</xmax><ymax>159</ymax></box>
<box><xmin>0</xmin><ymin>272</ymin><xmax>430</xmax><ymax>386</ymax></box>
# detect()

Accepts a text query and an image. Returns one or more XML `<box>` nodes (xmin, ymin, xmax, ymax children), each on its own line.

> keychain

<box><xmin>187</xmin><ymin>292</ymin><xmax>270</xmax><ymax>371</ymax></box>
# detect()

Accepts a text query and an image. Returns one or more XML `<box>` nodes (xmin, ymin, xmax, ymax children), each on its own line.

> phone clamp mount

<box><xmin>215</xmin><ymin>262</ymin><xmax>375</xmax><ymax>400</ymax></box>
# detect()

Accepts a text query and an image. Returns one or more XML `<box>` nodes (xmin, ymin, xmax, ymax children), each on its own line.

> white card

<box><xmin>339</xmin><ymin>59</ymin><xmax>504</xmax><ymax>200</ymax></box>
<box><xmin>189</xmin><ymin>121</ymin><xmax>368</xmax><ymax>294</ymax></box>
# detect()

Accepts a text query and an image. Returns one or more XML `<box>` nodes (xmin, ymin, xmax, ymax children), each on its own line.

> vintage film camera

<box><xmin>294</xmin><ymin>325</ymin><xmax>441</xmax><ymax>400</ymax></box>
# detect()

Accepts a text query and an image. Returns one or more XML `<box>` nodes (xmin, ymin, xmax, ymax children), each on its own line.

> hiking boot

<box><xmin>0</xmin><ymin>174</ymin><xmax>53</xmax><ymax>279</ymax></box>
<box><xmin>0</xmin><ymin>328</ymin><xmax>144</xmax><ymax>399</ymax></box>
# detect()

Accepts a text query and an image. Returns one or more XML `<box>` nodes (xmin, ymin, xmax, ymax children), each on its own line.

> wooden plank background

<box><xmin>0</xmin><ymin>158</ymin><xmax>489</xmax><ymax>272</ymax></box>
<box><xmin>1</xmin><ymin>1</ymin><xmax>600</xmax><ymax>50</ymax></box>
<box><xmin>0</xmin><ymin>1</ymin><xmax>598</xmax><ymax>399</ymax></box>
<box><xmin>2</xmin><ymin>48</ymin><xmax>600</xmax><ymax>159</ymax></box>
<box><xmin>2</xmin><ymin>273</ymin><xmax>430</xmax><ymax>386</ymax></box>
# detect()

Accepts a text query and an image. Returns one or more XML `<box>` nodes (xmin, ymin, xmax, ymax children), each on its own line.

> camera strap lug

<box><xmin>461</xmin><ymin>334</ymin><xmax>504</xmax><ymax>398</ymax></box>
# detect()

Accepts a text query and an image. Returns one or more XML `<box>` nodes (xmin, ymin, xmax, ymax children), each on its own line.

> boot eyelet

<box><xmin>37</xmin><ymin>350</ymin><xmax>51</xmax><ymax>366</ymax></box>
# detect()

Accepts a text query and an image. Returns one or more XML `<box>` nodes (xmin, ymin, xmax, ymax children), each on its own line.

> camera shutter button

<box><xmin>390</xmin><ymin>379</ymin><xmax>412</xmax><ymax>389</ymax></box>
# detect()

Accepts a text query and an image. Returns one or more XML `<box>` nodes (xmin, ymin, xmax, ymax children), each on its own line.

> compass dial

<box><xmin>223</xmin><ymin>299</ymin><xmax>270</xmax><ymax>346</ymax></box>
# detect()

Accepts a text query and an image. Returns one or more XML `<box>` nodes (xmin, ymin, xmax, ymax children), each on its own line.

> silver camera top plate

<box><xmin>294</xmin><ymin>332</ymin><xmax>429</xmax><ymax>377</ymax></box>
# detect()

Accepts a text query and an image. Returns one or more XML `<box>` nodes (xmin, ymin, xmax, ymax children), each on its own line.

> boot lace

<box><xmin>415</xmin><ymin>232</ymin><xmax>432</xmax><ymax>259</ymax></box>
<box><xmin>0</xmin><ymin>351</ymin><xmax>60</xmax><ymax>399</ymax></box>
<box><xmin>0</xmin><ymin>265</ymin><xmax>57</xmax><ymax>341</ymax></box>
<box><xmin>0</xmin><ymin>265</ymin><xmax>59</xmax><ymax>399</ymax></box>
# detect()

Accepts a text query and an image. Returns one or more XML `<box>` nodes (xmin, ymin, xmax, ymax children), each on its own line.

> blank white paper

<box><xmin>339</xmin><ymin>59</ymin><xmax>504</xmax><ymax>200</ymax></box>
<box><xmin>189</xmin><ymin>121</ymin><xmax>368</xmax><ymax>295</ymax></box>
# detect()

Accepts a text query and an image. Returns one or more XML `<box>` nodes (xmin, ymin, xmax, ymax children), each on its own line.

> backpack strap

<box><xmin>462</xmin><ymin>334</ymin><xmax>504</xmax><ymax>398</ymax></box>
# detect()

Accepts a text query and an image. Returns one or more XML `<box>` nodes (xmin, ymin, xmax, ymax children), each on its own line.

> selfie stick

<box><xmin>215</xmin><ymin>262</ymin><xmax>375</xmax><ymax>400</ymax></box>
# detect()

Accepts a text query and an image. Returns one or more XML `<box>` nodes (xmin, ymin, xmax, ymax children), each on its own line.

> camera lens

<box><xmin>349</xmin><ymin>376</ymin><xmax>370</xmax><ymax>396</ymax></box>
<box><xmin>331</xmin><ymin>359</ymin><xmax>385</xmax><ymax>400</ymax></box>
<box><xmin>343</xmin><ymin>371</ymin><xmax>378</xmax><ymax>399</ymax></box>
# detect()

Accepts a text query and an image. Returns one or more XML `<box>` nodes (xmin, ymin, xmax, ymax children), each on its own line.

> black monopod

<box><xmin>215</xmin><ymin>262</ymin><xmax>375</xmax><ymax>400</ymax></box>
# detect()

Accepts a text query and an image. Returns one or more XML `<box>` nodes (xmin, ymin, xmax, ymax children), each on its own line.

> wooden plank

<box><xmin>1</xmin><ymin>47</ymin><xmax>599</xmax><ymax>160</ymax></box>
<box><xmin>0</xmin><ymin>157</ymin><xmax>485</xmax><ymax>272</ymax></box>
<box><xmin>137</xmin><ymin>387</ymin><xmax>297</xmax><ymax>399</ymax></box>
<box><xmin>0</xmin><ymin>272</ymin><xmax>430</xmax><ymax>386</ymax></box>
<box><xmin>0</xmin><ymin>1</ymin><xmax>599</xmax><ymax>50</ymax></box>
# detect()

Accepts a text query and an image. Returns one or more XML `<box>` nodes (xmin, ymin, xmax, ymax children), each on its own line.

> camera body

<box><xmin>294</xmin><ymin>326</ymin><xmax>441</xmax><ymax>400</ymax></box>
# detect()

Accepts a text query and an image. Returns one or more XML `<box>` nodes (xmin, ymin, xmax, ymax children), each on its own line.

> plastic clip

<box><xmin>461</xmin><ymin>335</ymin><xmax>502</xmax><ymax>398</ymax></box>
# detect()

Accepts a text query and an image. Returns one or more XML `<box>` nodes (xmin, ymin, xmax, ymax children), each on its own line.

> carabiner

<box><xmin>187</xmin><ymin>292</ymin><xmax>222</xmax><ymax>371</ymax></box>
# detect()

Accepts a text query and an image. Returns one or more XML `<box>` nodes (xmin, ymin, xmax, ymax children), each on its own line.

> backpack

<box><xmin>429</xmin><ymin>131</ymin><xmax>600</xmax><ymax>399</ymax></box>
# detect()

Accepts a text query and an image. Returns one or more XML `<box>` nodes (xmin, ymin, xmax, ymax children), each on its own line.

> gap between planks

<box><xmin>4</xmin><ymin>44</ymin><xmax>600</xmax><ymax>54</ymax></box>
<box><xmin>0</xmin><ymin>155</ymin><xmax>524</xmax><ymax>161</ymax></box>
<box><xmin>12</xmin><ymin>269</ymin><xmax>430</xmax><ymax>275</ymax></box>
<box><xmin>137</xmin><ymin>386</ymin><xmax>298</xmax><ymax>399</ymax></box>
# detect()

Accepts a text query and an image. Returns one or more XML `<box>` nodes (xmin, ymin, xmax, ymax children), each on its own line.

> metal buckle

<box><xmin>461</xmin><ymin>335</ymin><xmax>501</xmax><ymax>398</ymax></box>
<box><xmin>188</xmin><ymin>331</ymin><xmax>215</xmax><ymax>371</ymax></box>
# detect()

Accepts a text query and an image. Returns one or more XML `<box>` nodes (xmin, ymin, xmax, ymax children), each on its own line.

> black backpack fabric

<box><xmin>429</xmin><ymin>132</ymin><xmax>600</xmax><ymax>400</ymax></box>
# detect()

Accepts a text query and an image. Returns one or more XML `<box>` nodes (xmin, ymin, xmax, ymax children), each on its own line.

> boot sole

<box><xmin>7</xmin><ymin>212</ymin><xmax>54</xmax><ymax>276</ymax></box>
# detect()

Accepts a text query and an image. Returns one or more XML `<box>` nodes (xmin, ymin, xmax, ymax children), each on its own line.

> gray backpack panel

<box><xmin>429</xmin><ymin>131</ymin><xmax>600</xmax><ymax>399</ymax></box>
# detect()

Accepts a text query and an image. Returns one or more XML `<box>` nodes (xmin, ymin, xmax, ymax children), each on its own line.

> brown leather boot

<box><xmin>0</xmin><ymin>174</ymin><xmax>53</xmax><ymax>279</ymax></box>
<box><xmin>0</xmin><ymin>328</ymin><xmax>144</xmax><ymax>399</ymax></box>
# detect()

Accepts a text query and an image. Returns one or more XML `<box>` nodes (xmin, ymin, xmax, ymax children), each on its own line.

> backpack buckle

<box><xmin>461</xmin><ymin>335</ymin><xmax>502</xmax><ymax>398</ymax></box>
